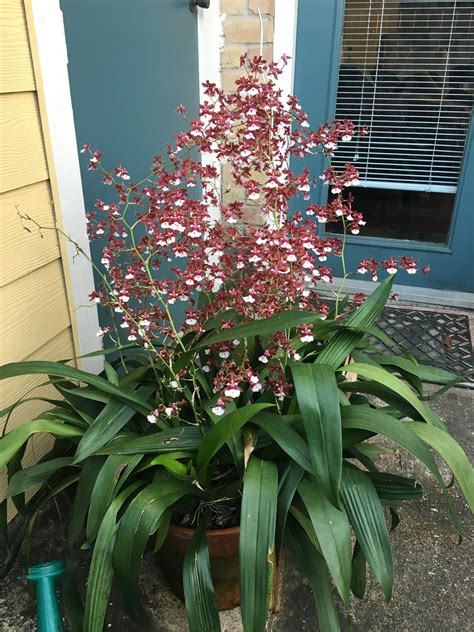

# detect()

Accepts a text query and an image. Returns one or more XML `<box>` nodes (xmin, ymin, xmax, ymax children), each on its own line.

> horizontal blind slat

<box><xmin>334</xmin><ymin>0</ymin><xmax>473</xmax><ymax>191</ymax></box>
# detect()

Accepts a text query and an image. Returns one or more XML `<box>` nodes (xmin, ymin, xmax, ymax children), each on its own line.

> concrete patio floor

<box><xmin>1</xmin><ymin>386</ymin><xmax>472</xmax><ymax>631</ymax></box>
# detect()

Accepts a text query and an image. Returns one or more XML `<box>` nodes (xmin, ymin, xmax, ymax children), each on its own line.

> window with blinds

<box><xmin>333</xmin><ymin>0</ymin><xmax>474</xmax><ymax>194</ymax></box>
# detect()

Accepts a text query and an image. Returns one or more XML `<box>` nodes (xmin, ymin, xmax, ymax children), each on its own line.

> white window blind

<box><xmin>333</xmin><ymin>0</ymin><xmax>474</xmax><ymax>193</ymax></box>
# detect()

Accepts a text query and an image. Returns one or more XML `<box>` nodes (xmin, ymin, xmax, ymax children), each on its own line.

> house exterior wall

<box><xmin>220</xmin><ymin>0</ymin><xmax>275</xmax><ymax>228</ymax></box>
<box><xmin>0</xmin><ymin>0</ymin><xmax>81</xmax><ymax>519</ymax></box>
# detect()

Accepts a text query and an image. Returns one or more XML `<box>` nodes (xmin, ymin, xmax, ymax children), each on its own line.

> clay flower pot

<box><xmin>157</xmin><ymin>523</ymin><xmax>241</xmax><ymax>610</ymax></box>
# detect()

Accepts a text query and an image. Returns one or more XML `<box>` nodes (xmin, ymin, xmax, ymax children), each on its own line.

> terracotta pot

<box><xmin>157</xmin><ymin>523</ymin><xmax>241</xmax><ymax>610</ymax></box>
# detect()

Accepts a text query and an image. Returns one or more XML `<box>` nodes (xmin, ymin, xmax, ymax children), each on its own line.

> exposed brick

<box><xmin>222</xmin><ymin>184</ymin><xmax>246</xmax><ymax>205</ymax></box>
<box><xmin>221</xmin><ymin>45</ymin><xmax>246</xmax><ymax>68</ymax></box>
<box><xmin>221</xmin><ymin>68</ymin><xmax>243</xmax><ymax>92</ymax></box>
<box><xmin>221</xmin><ymin>163</ymin><xmax>235</xmax><ymax>184</ymax></box>
<box><xmin>250</xmin><ymin>169</ymin><xmax>267</xmax><ymax>184</ymax></box>
<box><xmin>223</xmin><ymin>16</ymin><xmax>273</xmax><ymax>44</ymax></box>
<box><xmin>249</xmin><ymin>0</ymin><xmax>275</xmax><ymax>15</ymax></box>
<box><xmin>240</xmin><ymin>205</ymin><xmax>265</xmax><ymax>225</ymax></box>
<box><xmin>247</xmin><ymin>45</ymin><xmax>273</xmax><ymax>62</ymax></box>
<box><xmin>220</xmin><ymin>0</ymin><xmax>247</xmax><ymax>14</ymax></box>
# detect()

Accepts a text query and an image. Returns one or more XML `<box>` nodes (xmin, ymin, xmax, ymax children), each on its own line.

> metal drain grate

<box><xmin>372</xmin><ymin>308</ymin><xmax>473</xmax><ymax>385</ymax></box>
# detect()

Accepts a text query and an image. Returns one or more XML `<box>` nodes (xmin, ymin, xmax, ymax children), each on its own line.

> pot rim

<box><xmin>168</xmin><ymin>523</ymin><xmax>240</xmax><ymax>537</ymax></box>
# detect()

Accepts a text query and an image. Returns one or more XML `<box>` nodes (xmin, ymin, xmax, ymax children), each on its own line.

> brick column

<box><xmin>219</xmin><ymin>0</ymin><xmax>275</xmax><ymax>229</ymax></box>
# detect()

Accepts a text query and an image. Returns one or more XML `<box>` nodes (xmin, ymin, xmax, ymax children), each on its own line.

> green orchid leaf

<box><xmin>183</xmin><ymin>518</ymin><xmax>221</xmax><ymax>632</ymax></box>
<box><xmin>253</xmin><ymin>412</ymin><xmax>312</xmax><ymax>474</ymax></box>
<box><xmin>285</xmin><ymin>521</ymin><xmax>340</xmax><ymax>632</ymax></box>
<box><xmin>6</xmin><ymin>444</ymin><xmax>27</xmax><ymax>515</ymax></box>
<box><xmin>87</xmin><ymin>454</ymin><xmax>142</xmax><ymax>543</ymax></box>
<box><xmin>112</xmin><ymin>480</ymin><xmax>190</xmax><ymax>622</ymax></box>
<box><xmin>240</xmin><ymin>456</ymin><xmax>278</xmax><ymax>632</ymax></box>
<box><xmin>298</xmin><ymin>476</ymin><xmax>352</xmax><ymax>605</ymax></box>
<box><xmin>341</xmin><ymin>406</ymin><xmax>444</xmax><ymax>487</ymax></box>
<box><xmin>405</xmin><ymin>422</ymin><xmax>474</xmax><ymax>512</ymax></box>
<box><xmin>316</xmin><ymin>275</ymin><xmax>394</xmax><ymax>368</ymax></box>
<box><xmin>100</xmin><ymin>427</ymin><xmax>203</xmax><ymax>455</ymax></box>
<box><xmin>7</xmin><ymin>457</ymin><xmax>74</xmax><ymax>497</ymax></box>
<box><xmin>339</xmin><ymin>363</ymin><xmax>446</xmax><ymax>428</ymax></box>
<box><xmin>369</xmin><ymin>354</ymin><xmax>461</xmax><ymax>385</ymax></box>
<box><xmin>194</xmin><ymin>311</ymin><xmax>326</xmax><ymax>349</ymax></box>
<box><xmin>196</xmin><ymin>403</ymin><xmax>274</xmax><ymax>470</ymax></box>
<box><xmin>0</xmin><ymin>420</ymin><xmax>82</xmax><ymax>469</ymax></box>
<box><xmin>275</xmin><ymin>462</ymin><xmax>304</xmax><ymax>556</ymax></box>
<box><xmin>291</xmin><ymin>363</ymin><xmax>342</xmax><ymax>504</ymax></box>
<box><xmin>103</xmin><ymin>361</ymin><xmax>119</xmax><ymax>386</ymax></box>
<box><xmin>367</xmin><ymin>472</ymin><xmax>423</xmax><ymax>502</ymax></box>
<box><xmin>0</xmin><ymin>361</ymin><xmax>152</xmax><ymax>416</ymax></box>
<box><xmin>83</xmin><ymin>481</ymin><xmax>142</xmax><ymax>632</ymax></box>
<box><xmin>68</xmin><ymin>456</ymin><xmax>105</xmax><ymax>547</ymax></box>
<box><xmin>350</xmin><ymin>542</ymin><xmax>367</xmax><ymax>600</ymax></box>
<box><xmin>72</xmin><ymin>388</ymin><xmax>153</xmax><ymax>464</ymax></box>
<box><xmin>341</xmin><ymin>467</ymin><xmax>393</xmax><ymax>601</ymax></box>
<box><xmin>341</xmin><ymin>406</ymin><xmax>467</xmax><ymax>528</ymax></box>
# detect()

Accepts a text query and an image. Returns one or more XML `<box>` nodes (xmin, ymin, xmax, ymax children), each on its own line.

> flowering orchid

<box><xmin>83</xmin><ymin>55</ymin><xmax>424</xmax><ymax>410</ymax></box>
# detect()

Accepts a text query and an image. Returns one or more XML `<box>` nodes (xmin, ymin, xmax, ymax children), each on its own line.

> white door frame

<box><xmin>25</xmin><ymin>0</ymin><xmax>102</xmax><ymax>373</ymax></box>
<box><xmin>274</xmin><ymin>0</ymin><xmax>299</xmax><ymax>98</ymax></box>
<box><xmin>273</xmin><ymin>0</ymin><xmax>474</xmax><ymax>309</ymax></box>
<box><xmin>197</xmin><ymin>3</ymin><xmax>223</xmax><ymax>222</ymax></box>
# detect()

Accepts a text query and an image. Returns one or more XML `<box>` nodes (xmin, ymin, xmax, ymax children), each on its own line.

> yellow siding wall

<box><xmin>0</xmin><ymin>0</ymin><xmax>79</xmax><ymax>518</ymax></box>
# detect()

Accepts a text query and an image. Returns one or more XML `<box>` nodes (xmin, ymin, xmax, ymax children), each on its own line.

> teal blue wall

<box><xmin>60</xmin><ymin>1</ymin><xmax>201</xmax><ymax>335</ymax></box>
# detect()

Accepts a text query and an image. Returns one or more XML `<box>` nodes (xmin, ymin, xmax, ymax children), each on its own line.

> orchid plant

<box><xmin>1</xmin><ymin>55</ymin><xmax>472</xmax><ymax>632</ymax></box>
<box><xmin>83</xmin><ymin>54</ymin><xmax>424</xmax><ymax>415</ymax></box>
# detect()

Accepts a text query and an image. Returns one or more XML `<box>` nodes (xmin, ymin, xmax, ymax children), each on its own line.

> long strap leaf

<box><xmin>316</xmin><ymin>275</ymin><xmax>394</xmax><ymax>368</ymax></box>
<box><xmin>0</xmin><ymin>361</ymin><xmax>152</xmax><ymax>415</ymax></box>
<box><xmin>196</xmin><ymin>403</ymin><xmax>274</xmax><ymax>470</ymax></box>
<box><xmin>298</xmin><ymin>476</ymin><xmax>352</xmax><ymax>605</ymax></box>
<box><xmin>285</xmin><ymin>521</ymin><xmax>341</xmax><ymax>632</ymax></box>
<box><xmin>275</xmin><ymin>461</ymin><xmax>304</xmax><ymax>555</ymax></box>
<box><xmin>194</xmin><ymin>310</ymin><xmax>325</xmax><ymax>348</ymax></box>
<box><xmin>339</xmin><ymin>363</ymin><xmax>446</xmax><ymax>428</ymax></box>
<box><xmin>291</xmin><ymin>363</ymin><xmax>342</xmax><ymax>504</ymax></box>
<box><xmin>68</xmin><ymin>456</ymin><xmax>105</xmax><ymax>547</ymax></box>
<box><xmin>183</xmin><ymin>518</ymin><xmax>221</xmax><ymax>632</ymax></box>
<box><xmin>7</xmin><ymin>456</ymin><xmax>74</xmax><ymax>497</ymax></box>
<box><xmin>112</xmin><ymin>480</ymin><xmax>190</xmax><ymax>622</ymax></box>
<box><xmin>83</xmin><ymin>481</ymin><xmax>142</xmax><ymax>632</ymax></box>
<box><xmin>341</xmin><ymin>406</ymin><xmax>466</xmax><ymax>529</ymax></box>
<box><xmin>341</xmin><ymin>406</ymin><xmax>444</xmax><ymax>484</ymax></box>
<box><xmin>99</xmin><ymin>426</ymin><xmax>203</xmax><ymax>455</ymax></box>
<box><xmin>73</xmin><ymin>400</ymin><xmax>138</xmax><ymax>464</ymax></box>
<box><xmin>240</xmin><ymin>456</ymin><xmax>278</xmax><ymax>632</ymax></box>
<box><xmin>0</xmin><ymin>420</ymin><xmax>83</xmax><ymax>469</ymax></box>
<box><xmin>340</xmin><ymin>467</ymin><xmax>394</xmax><ymax>601</ymax></box>
<box><xmin>87</xmin><ymin>454</ymin><xmax>142</xmax><ymax>543</ymax></box>
<box><xmin>253</xmin><ymin>412</ymin><xmax>313</xmax><ymax>474</ymax></box>
<box><xmin>405</xmin><ymin>422</ymin><xmax>474</xmax><ymax>512</ymax></box>
<box><xmin>369</xmin><ymin>354</ymin><xmax>461</xmax><ymax>385</ymax></box>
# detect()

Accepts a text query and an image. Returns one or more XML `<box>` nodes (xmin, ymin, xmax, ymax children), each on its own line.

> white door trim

<box><xmin>197</xmin><ymin>3</ymin><xmax>222</xmax><ymax>100</ymax></box>
<box><xmin>25</xmin><ymin>0</ymin><xmax>102</xmax><ymax>373</ymax></box>
<box><xmin>197</xmin><ymin>3</ymin><xmax>223</xmax><ymax>222</ymax></box>
<box><xmin>274</xmin><ymin>0</ymin><xmax>299</xmax><ymax>96</ymax></box>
